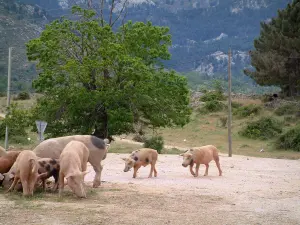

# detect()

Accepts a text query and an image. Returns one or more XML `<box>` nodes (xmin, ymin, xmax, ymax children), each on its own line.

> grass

<box><xmin>1</xmin><ymin>96</ymin><xmax>300</xmax><ymax>159</ymax></box>
<box><xmin>0</xmin><ymin>94</ymin><xmax>41</xmax><ymax>114</ymax></box>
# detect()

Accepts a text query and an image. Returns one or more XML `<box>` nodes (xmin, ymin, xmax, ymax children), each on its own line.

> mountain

<box><xmin>0</xmin><ymin>0</ymin><xmax>289</xmax><ymax>93</ymax></box>
<box><xmin>0</xmin><ymin>0</ymin><xmax>49</xmax><ymax>92</ymax></box>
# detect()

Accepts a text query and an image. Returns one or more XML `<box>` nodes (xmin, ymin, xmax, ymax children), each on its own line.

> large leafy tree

<box><xmin>26</xmin><ymin>6</ymin><xmax>191</xmax><ymax>140</ymax></box>
<box><xmin>245</xmin><ymin>0</ymin><xmax>300</xmax><ymax>96</ymax></box>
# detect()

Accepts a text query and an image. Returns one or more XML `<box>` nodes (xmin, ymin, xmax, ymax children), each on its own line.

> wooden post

<box><xmin>228</xmin><ymin>48</ymin><xmax>232</xmax><ymax>157</ymax></box>
<box><xmin>4</xmin><ymin>47</ymin><xmax>12</xmax><ymax>151</ymax></box>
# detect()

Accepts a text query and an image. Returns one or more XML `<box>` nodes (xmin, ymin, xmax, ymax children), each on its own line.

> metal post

<box><xmin>4</xmin><ymin>47</ymin><xmax>12</xmax><ymax>151</ymax></box>
<box><xmin>228</xmin><ymin>48</ymin><xmax>232</xmax><ymax>157</ymax></box>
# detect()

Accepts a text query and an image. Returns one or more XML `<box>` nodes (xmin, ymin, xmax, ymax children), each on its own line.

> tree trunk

<box><xmin>93</xmin><ymin>107</ymin><xmax>108</xmax><ymax>139</ymax></box>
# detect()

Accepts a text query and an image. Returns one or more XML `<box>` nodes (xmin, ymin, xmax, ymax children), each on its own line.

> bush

<box><xmin>284</xmin><ymin>116</ymin><xmax>295</xmax><ymax>123</ymax></box>
<box><xmin>143</xmin><ymin>136</ymin><xmax>164</xmax><ymax>154</ymax></box>
<box><xmin>0</xmin><ymin>104</ymin><xmax>32</xmax><ymax>139</ymax></box>
<box><xmin>231</xmin><ymin>101</ymin><xmax>243</xmax><ymax>109</ymax></box>
<box><xmin>198</xmin><ymin>100</ymin><xmax>225</xmax><ymax>114</ymax></box>
<box><xmin>14</xmin><ymin>91</ymin><xmax>30</xmax><ymax>100</ymax></box>
<box><xmin>274</xmin><ymin>103</ymin><xmax>298</xmax><ymax>116</ymax></box>
<box><xmin>200</xmin><ymin>91</ymin><xmax>225</xmax><ymax>102</ymax></box>
<box><xmin>239</xmin><ymin>117</ymin><xmax>283</xmax><ymax>140</ymax></box>
<box><xmin>276</xmin><ymin>126</ymin><xmax>300</xmax><ymax>151</ymax></box>
<box><xmin>218</xmin><ymin>116</ymin><xmax>227</xmax><ymax>128</ymax></box>
<box><xmin>233</xmin><ymin>104</ymin><xmax>262</xmax><ymax>118</ymax></box>
<box><xmin>132</xmin><ymin>134</ymin><xmax>146</xmax><ymax>143</ymax></box>
<box><xmin>0</xmin><ymin>92</ymin><xmax>6</xmax><ymax>97</ymax></box>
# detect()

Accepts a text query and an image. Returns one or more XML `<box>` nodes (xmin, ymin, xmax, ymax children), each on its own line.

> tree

<box><xmin>27</xmin><ymin>6</ymin><xmax>191</xmax><ymax>140</ymax></box>
<box><xmin>245</xmin><ymin>0</ymin><xmax>300</xmax><ymax>96</ymax></box>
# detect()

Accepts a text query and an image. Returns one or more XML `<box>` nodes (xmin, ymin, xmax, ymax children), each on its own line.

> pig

<box><xmin>0</xmin><ymin>173</ymin><xmax>4</xmax><ymax>186</ymax></box>
<box><xmin>0</xmin><ymin>151</ymin><xmax>21</xmax><ymax>173</ymax></box>
<box><xmin>37</xmin><ymin>158</ymin><xmax>60</xmax><ymax>191</ymax></box>
<box><xmin>180</xmin><ymin>145</ymin><xmax>222</xmax><ymax>177</ymax></box>
<box><xmin>59</xmin><ymin>141</ymin><xmax>89</xmax><ymax>198</ymax></box>
<box><xmin>33</xmin><ymin>135</ymin><xmax>109</xmax><ymax>188</ymax></box>
<box><xmin>122</xmin><ymin>148</ymin><xmax>158</xmax><ymax>178</ymax></box>
<box><xmin>6</xmin><ymin>150</ymin><xmax>47</xmax><ymax>196</ymax></box>
<box><xmin>0</xmin><ymin>146</ymin><xmax>7</xmax><ymax>157</ymax></box>
<box><xmin>0</xmin><ymin>161</ymin><xmax>22</xmax><ymax>191</ymax></box>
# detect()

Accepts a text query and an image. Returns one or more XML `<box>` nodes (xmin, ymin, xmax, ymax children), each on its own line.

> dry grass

<box><xmin>1</xmin><ymin>96</ymin><xmax>299</xmax><ymax>159</ymax></box>
<box><xmin>0</xmin><ymin>94</ymin><xmax>41</xmax><ymax>114</ymax></box>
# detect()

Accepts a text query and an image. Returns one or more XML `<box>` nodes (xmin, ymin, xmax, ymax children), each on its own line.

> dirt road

<box><xmin>85</xmin><ymin>153</ymin><xmax>300</xmax><ymax>225</ymax></box>
<box><xmin>0</xmin><ymin>153</ymin><xmax>299</xmax><ymax>225</ymax></box>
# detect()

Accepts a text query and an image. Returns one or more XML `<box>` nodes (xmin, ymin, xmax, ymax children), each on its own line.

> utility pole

<box><xmin>228</xmin><ymin>48</ymin><xmax>232</xmax><ymax>157</ymax></box>
<box><xmin>4</xmin><ymin>47</ymin><xmax>12</xmax><ymax>151</ymax></box>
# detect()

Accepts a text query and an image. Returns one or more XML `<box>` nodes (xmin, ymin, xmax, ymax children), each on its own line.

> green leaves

<box><xmin>26</xmin><ymin>6</ymin><xmax>191</xmax><ymax>138</ymax></box>
<box><xmin>245</xmin><ymin>0</ymin><xmax>300</xmax><ymax>96</ymax></box>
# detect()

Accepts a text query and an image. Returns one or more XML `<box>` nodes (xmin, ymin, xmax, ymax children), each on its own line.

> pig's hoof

<box><xmin>148</xmin><ymin>176</ymin><xmax>152</xmax><ymax>178</ymax></box>
<box><xmin>93</xmin><ymin>181</ymin><xmax>101</xmax><ymax>188</ymax></box>
<box><xmin>204</xmin><ymin>174</ymin><xmax>208</xmax><ymax>176</ymax></box>
<box><xmin>193</xmin><ymin>174</ymin><xmax>198</xmax><ymax>177</ymax></box>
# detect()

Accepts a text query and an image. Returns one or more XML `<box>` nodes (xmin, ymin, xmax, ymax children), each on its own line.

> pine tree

<box><xmin>245</xmin><ymin>0</ymin><xmax>300</xmax><ymax>96</ymax></box>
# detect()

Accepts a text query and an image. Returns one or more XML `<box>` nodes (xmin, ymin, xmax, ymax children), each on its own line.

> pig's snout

<box><xmin>182</xmin><ymin>163</ymin><xmax>188</xmax><ymax>167</ymax></box>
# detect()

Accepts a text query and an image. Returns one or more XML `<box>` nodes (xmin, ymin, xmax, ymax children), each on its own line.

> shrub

<box><xmin>143</xmin><ymin>136</ymin><xmax>164</xmax><ymax>154</ymax></box>
<box><xmin>0</xmin><ymin>92</ymin><xmax>6</xmax><ymax>97</ymax></box>
<box><xmin>132</xmin><ymin>134</ymin><xmax>146</xmax><ymax>143</ymax></box>
<box><xmin>198</xmin><ymin>100</ymin><xmax>225</xmax><ymax>114</ymax></box>
<box><xmin>14</xmin><ymin>91</ymin><xmax>30</xmax><ymax>100</ymax></box>
<box><xmin>231</xmin><ymin>101</ymin><xmax>243</xmax><ymax>109</ymax></box>
<box><xmin>0</xmin><ymin>104</ymin><xmax>32</xmax><ymax>139</ymax></box>
<box><xmin>218</xmin><ymin>116</ymin><xmax>227</xmax><ymax>128</ymax></box>
<box><xmin>274</xmin><ymin>103</ymin><xmax>298</xmax><ymax>116</ymax></box>
<box><xmin>233</xmin><ymin>104</ymin><xmax>262</xmax><ymax>118</ymax></box>
<box><xmin>200</xmin><ymin>91</ymin><xmax>225</xmax><ymax>102</ymax></box>
<box><xmin>239</xmin><ymin>117</ymin><xmax>283</xmax><ymax>140</ymax></box>
<box><xmin>284</xmin><ymin>116</ymin><xmax>295</xmax><ymax>123</ymax></box>
<box><xmin>276</xmin><ymin>126</ymin><xmax>300</xmax><ymax>151</ymax></box>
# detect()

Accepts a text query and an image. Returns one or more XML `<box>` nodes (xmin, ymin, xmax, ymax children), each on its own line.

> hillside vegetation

<box><xmin>1</xmin><ymin>93</ymin><xmax>300</xmax><ymax>160</ymax></box>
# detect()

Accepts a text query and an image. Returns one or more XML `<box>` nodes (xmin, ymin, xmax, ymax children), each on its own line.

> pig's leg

<box><xmin>204</xmin><ymin>164</ymin><xmax>209</xmax><ymax>176</ymax></box>
<box><xmin>148</xmin><ymin>163</ymin><xmax>155</xmax><ymax>178</ymax></box>
<box><xmin>91</xmin><ymin>163</ymin><xmax>102</xmax><ymax>188</ymax></box>
<box><xmin>133</xmin><ymin>165</ymin><xmax>141</xmax><ymax>178</ymax></box>
<box><xmin>214</xmin><ymin>157</ymin><xmax>222</xmax><ymax>176</ymax></box>
<box><xmin>6</xmin><ymin>177</ymin><xmax>19</xmax><ymax>193</ymax></box>
<box><xmin>189</xmin><ymin>162</ymin><xmax>195</xmax><ymax>176</ymax></box>
<box><xmin>52</xmin><ymin>173</ymin><xmax>59</xmax><ymax>192</ymax></box>
<box><xmin>154</xmin><ymin>163</ymin><xmax>158</xmax><ymax>177</ymax></box>
<box><xmin>28</xmin><ymin>178</ymin><xmax>36</xmax><ymax>196</ymax></box>
<box><xmin>58</xmin><ymin>172</ymin><xmax>65</xmax><ymax>198</ymax></box>
<box><xmin>194</xmin><ymin>163</ymin><xmax>200</xmax><ymax>177</ymax></box>
<box><xmin>21</xmin><ymin>179</ymin><xmax>29</xmax><ymax>196</ymax></box>
<box><xmin>89</xmin><ymin>153</ymin><xmax>103</xmax><ymax>188</ymax></box>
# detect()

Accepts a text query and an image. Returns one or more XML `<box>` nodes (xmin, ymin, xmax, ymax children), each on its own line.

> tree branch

<box><xmin>100</xmin><ymin>0</ymin><xmax>104</xmax><ymax>27</ymax></box>
<box><xmin>109</xmin><ymin>0</ymin><xmax>116</xmax><ymax>26</ymax></box>
<box><xmin>111</xmin><ymin>0</ymin><xmax>128</xmax><ymax>27</ymax></box>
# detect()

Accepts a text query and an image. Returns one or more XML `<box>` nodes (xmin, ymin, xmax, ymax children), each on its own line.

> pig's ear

<box><xmin>0</xmin><ymin>173</ymin><xmax>4</xmax><ymax>181</ymax></box>
<box><xmin>179</xmin><ymin>153</ymin><xmax>184</xmax><ymax>156</ymax></box>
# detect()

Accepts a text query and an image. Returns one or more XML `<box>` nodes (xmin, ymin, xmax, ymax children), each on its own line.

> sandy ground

<box><xmin>85</xmin><ymin>153</ymin><xmax>300</xmax><ymax>225</ymax></box>
<box><xmin>1</xmin><ymin>153</ymin><xmax>300</xmax><ymax>225</ymax></box>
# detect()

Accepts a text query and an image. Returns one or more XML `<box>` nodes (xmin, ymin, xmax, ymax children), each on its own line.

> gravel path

<box><xmin>85</xmin><ymin>153</ymin><xmax>300</xmax><ymax>224</ymax></box>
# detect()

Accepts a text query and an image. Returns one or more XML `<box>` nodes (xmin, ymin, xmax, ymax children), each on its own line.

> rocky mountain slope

<box><xmin>0</xmin><ymin>0</ymin><xmax>289</xmax><ymax>92</ymax></box>
<box><xmin>0</xmin><ymin>0</ymin><xmax>49</xmax><ymax>92</ymax></box>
